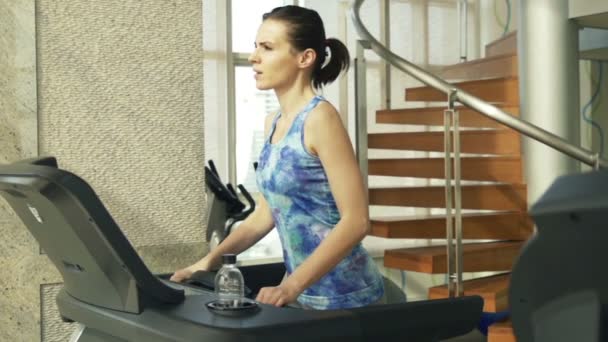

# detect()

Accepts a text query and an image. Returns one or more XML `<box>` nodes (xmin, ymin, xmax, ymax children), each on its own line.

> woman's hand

<box><xmin>169</xmin><ymin>258</ymin><xmax>212</xmax><ymax>282</ymax></box>
<box><xmin>255</xmin><ymin>283</ymin><xmax>301</xmax><ymax>307</ymax></box>
<box><xmin>169</xmin><ymin>267</ymin><xmax>195</xmax><ymax>282</ymax></box>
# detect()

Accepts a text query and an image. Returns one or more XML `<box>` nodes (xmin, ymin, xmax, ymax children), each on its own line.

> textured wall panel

<box><xmin>31</xmin><ymin>0</ymin><xmax>206</xmax><ymax>340</ymax></box>
<box><xmin>37</xmin><ymin>0</ymin><xmax>205</xmax><ymax>247</ymax></box>
<box><xmin>41</xmin><ymin>284</ymin><xmax>77</xmax><ymax>342</ymax></box>
<box><xmin>0</xmin><ymin>0</ymin><xmax>42</xmax><ymax>340</ymax></box>
<box><xmin>0</xmin><ymin>0</ymin><xmax>37</xmax><ymax>165</ymax></box>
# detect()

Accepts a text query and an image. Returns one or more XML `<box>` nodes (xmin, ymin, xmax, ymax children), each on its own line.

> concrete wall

<box><xmin>0</xmin><ymin>1</ymin><xmax>42</xmax><ymax>341</ymax></box>
<box><xmin>1</xmin><ymin>1</ymin><xmax>207</xmax><ymax>340</ymax></box>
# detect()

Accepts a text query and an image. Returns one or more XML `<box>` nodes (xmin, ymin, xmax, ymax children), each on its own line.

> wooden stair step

<box><xmin>384</xmin><ymin>241</ymin><xmax>524</xmax><ymax>274</ymax></box>
<box><xmin>486</xmin><ymin>31</ymin><xmax>517</xmax><ymax>57</ymax></box>
<box><xmin>376</xmin><ymin>105</ymin><xmax>519</xmax><ymax>128</ymax></box>
<box><xmin>368</xmin><ymin>130</ymin><xmax>521</xmax><ymax>155</ymax></box>
<box><xmin>369</xmin><ymin>184</ymin><xmax>527</xmax><ymax>211</ymax></box>
<box><xmin>371</xmin><ymin>212</ymin><xmax>532</xmax><ymax>240</ymax></box>
<box><xmin>488</xmin><ymin>320</ymin><xmax>516</xmax><ymax>342</ymax></box>
<box><xmin>405</xmin><ymin>77</ymin><xmax>519</xmax><ymax>104</ymax></box>
<box><xmin>368</xmin><ymin>156</ymin><xmax>523</xmax><ymax>182</ymax></box>
<box><xmin>439</xmin><ymin>53</ymin><xmax>518</xmax><ymax>81</ymax></box>
<box><xmin>428</xmin><ymin>273</ymin><xmax>511</xmax><ymax>312</ymax></box>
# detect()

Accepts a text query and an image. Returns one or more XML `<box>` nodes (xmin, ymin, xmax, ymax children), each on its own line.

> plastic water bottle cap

<box><xmin>222</xmin><ymin>254</ymin><xmax>237</xmax><ymax>264</ymax></box>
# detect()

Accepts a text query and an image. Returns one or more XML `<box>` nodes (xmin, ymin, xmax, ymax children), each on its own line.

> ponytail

<box><xmin>312</xmin><ymin>38</ymin><xmax>350</xmax><ymax>89</ymax></box>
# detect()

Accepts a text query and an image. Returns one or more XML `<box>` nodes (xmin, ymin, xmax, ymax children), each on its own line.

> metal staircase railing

<box><xmin>350</xmin><ymin>0</ymin><xmax>608</xmax><ymax>297</ymax></box>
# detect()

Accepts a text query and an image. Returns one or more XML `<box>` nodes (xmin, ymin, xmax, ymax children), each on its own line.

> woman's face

<box><xmin>248</xmin><ymin>19</ymin><xmax>302</xmax><ymax>91</ymax></box>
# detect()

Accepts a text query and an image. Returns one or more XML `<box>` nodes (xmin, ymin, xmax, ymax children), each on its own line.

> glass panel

<box><xmin>235</xmin><ymin>66</ymin><xmax>280</xmax><ymax>194</ymax></box>
<box><xmin>428</xmin><ymin>1</ymin><xmax>459</xmax><ymax>65</ymax></box>
<box><xmin>232</xmin><ymin>0</ymin><xmax>285</xmax><ymax>53</ymax></box>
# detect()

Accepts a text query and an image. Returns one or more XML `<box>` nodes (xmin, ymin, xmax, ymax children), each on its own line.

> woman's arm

<box><xmin>171</xmin><ymin>113</ymin><xmax>278</xmax><ymax>282</ymax></box>
<box><xmin>170</xmin><ymin>194</ymin><xmax>275</xmax><ymax>281</ymax></box>
<box><xmin>255</xmin><ymin>102</ymin><xmax>370</xmax><ymax>307</ymax></box>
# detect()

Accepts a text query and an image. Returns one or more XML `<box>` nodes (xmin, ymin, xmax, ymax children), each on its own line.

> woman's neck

<box><xmin>274</xmin><ymin>81</ymin><xmax>317</xmax><ymax>119</ymax></box>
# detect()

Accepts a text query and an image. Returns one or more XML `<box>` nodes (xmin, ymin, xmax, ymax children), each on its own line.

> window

<box><xmin>232</xmin><ymin>0</ymin><xmax>288</xmax><ymax>194</ymax></box>
<box><xmin>234</xmin><ymin>66</ymin><xmax>279</xmax><ymax>193</ymax></box>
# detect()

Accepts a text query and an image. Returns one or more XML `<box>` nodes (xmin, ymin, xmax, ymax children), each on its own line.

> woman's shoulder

<box><xmin>306</xmin><ymin>100</ymin><xmax>343</xmax><ymax>131</ymax></box>
<box><xmin>303</xmin><ymin>100</ymin><xmax>348</xmax><ymax>152</ymax></box>
<box><xmin>305</xmin><ymin>101</ymin><xmax>345</xmax><ymax>136</ymax></box>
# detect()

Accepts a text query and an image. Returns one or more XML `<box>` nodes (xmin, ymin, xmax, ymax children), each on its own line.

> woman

<box><xmin>171</xmin><ymin>5</ymin><xmax>384</xmax><ymax>310</ymax></box>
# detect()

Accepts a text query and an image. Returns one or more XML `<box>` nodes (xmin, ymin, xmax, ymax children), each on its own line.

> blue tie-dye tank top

<box><xmin>256</xmin><ymin>95</ymin><xmax>384</xmax><ymax>310</ymax></box>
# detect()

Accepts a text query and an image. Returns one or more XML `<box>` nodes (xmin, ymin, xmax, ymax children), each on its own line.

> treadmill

<box><xmin>0</xmin><ymin>157</ymin><xmax>483</xmax><ymax>342</ymax></box>
<box><xmin>510</xmin><ymin>169</ymin><xmax>608</xmax><ymax>342</ymax></box>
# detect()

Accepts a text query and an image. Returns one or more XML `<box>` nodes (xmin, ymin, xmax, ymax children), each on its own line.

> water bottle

<box><xmin>214</xmin><ymin>254</ymin><xmax>244</xmax><ymax>307</ymax></box>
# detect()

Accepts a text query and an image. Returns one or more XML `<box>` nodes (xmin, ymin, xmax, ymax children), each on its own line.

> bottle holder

<box><xmin>206</xmin><ymin>298</ymin><xmax>259</xmax><ymax>316</ymax></box>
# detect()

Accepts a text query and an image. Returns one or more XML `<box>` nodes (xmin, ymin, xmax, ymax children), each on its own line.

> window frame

<box><xmin>225</xmin><ymin>0</ymin><xmax>301</xmax><ymax>186</ymax></box>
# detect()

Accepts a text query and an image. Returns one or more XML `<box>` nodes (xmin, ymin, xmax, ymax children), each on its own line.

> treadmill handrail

<box><xmin>0</xmin><ymin>161</ymin><xmax>184</xmax><ymax>308</ymax></box>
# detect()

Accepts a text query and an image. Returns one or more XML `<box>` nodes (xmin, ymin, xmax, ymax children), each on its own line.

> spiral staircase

<box><xmin>368</xmin><ymin>31</ymin><xmax>525</xmax><ymax>342</ymax></box>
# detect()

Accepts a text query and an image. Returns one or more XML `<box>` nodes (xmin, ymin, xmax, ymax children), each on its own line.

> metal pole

<box><xmin>458</xmin><ymin>0</ymin><xmax>468</xmax><ymax>62</ymax></box>
<box><xmin>226</xmin><ymin>0</ymin><xmax>237</xmax><ymax>185</ymax></box>
<box><xmin>451</xmin><ymin>91</ymin><xmax>464</xmax><ymax>297</ymax></box>
<box><xmin>444</xmin><ymin>105</ymin><xmax>455</xmax><ymax>298</ymax></box>
<box><xmin>381</xmin><ymin>0</ymin><xmax>391</xmax><ymax>109</ymax></box>
<box><xmin>519</xmin><ymin>0</ymin><xmax>581</xmax><ymax>203</ymax></box>
<box><xmin>355</xmin><ymin>40</ymin><xmax>371</xmax><ymax>187</ymax></box>
<box><xmin>338</xmin><ymin>1</ymin><xmax>349</xmax><ymax>126</ymax></box>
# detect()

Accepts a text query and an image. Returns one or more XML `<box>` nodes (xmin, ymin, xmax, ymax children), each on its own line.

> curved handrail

<box><xmin>350</xmin><ymin>0</ymin><xmax>608</xmax><ymax>169</ymax></box>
